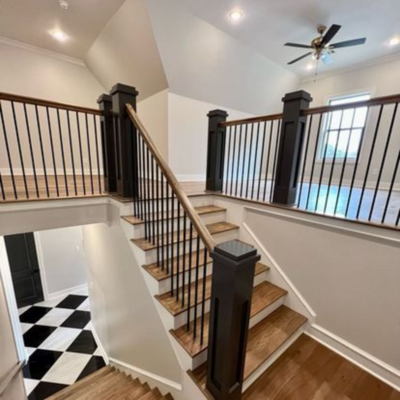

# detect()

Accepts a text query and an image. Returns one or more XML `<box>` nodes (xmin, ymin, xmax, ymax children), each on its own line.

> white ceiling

<box><xmin>178</xmin><ymin>0</ymin><xmax>400</xmax><ymax>77</ymax></box>
<box><xmin>0</xmin><ymin>0</ymin><xmax>124</xmax><ymax>59</ymax></box>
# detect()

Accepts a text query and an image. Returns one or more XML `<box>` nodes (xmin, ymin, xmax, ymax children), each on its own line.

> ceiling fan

<box><xmin>285</xmin><ymin>24</ymin><xmax>366</xmax><ymax>66</ymax></box>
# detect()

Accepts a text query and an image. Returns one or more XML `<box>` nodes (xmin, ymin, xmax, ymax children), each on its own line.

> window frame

<box><xmin>317</xmin><ymin>92</ymin><xmax>371</xmax><ymax>164</ymax></box>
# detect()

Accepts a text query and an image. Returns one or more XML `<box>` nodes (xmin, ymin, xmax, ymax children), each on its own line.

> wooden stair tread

<box><xmin>127</xmin><ymin>382</ymin><xmax>151</xmax><ymax>400</ymax></box>
<box><xmin>189</xmin><ymin>306</ymin><xmax>307</xmax><ymax>396</ymax></box>
<box><xmin>122</xmin><ymin>205</ymin><xmax>226</xmax><ymax>225</ymax></box>
<box><xmin>170</xmin><ymin>281</ymin><xmax>286</xmax><ymax>358</ymax></box>
<box><xmin>156</xmin><ymin>262</ymin><xmax>267</xmax><ymax>316</ymax></box>
<box><xmin>46</xmin><ymin>366</ymin><xmax>113</xmax><ymax>399</ymax></box>
<box><xmin>138</xmin><ymin>387</ymin><xmax>163</xmax><ymax>400</ymax></box>
<box><xmin>131</xmin><ymin>222</ymin><xmax>239</xmax><ymax>251</ymax></box>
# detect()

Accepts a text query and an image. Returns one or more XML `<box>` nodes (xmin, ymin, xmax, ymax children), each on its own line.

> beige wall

<box><xmin>82</xmin><ymin>206</ymin><xmax>181</xmax><ymax>383</ymax></box>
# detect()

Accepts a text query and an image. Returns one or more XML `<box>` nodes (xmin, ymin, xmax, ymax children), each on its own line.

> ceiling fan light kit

<box><xmin>284</xmin><ymin>24</ymin><xmax>367</xmax><ymax>68</ymax></box>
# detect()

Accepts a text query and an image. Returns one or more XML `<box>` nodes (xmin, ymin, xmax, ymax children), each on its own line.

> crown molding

<box><xmin>0</xmin><ymin>36</ymin><xmax>85</xmax><ymax>67</ymax></box>
<box><xmin>300</xmin><ymin>51</ymin><xmax>400</xmax><ymax>84</ymax></box>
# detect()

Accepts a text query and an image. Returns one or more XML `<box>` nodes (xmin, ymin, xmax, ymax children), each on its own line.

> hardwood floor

<box><xmin>243</xmin><ymin>334</ymin><xmax>400</xmax><ymax>400</ymax></box>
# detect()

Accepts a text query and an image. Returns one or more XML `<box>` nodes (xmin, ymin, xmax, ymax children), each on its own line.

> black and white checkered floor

<box><xmin>19</xmin><ymin>291</ymin><xmax>106</xmax><ymax>400</ymax></box>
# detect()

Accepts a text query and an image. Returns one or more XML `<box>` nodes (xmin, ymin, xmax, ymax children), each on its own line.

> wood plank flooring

<box><xmin>243</xmin><ymin>334</ymin><xmax>400</xmax><ymax>400</ymax></box>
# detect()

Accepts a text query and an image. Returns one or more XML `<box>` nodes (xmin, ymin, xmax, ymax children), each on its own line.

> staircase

<box><xmin>123</xmin><ymin>197</ymin><xmax>307</xmax><ymax>397</ymax></box>
<box><xmin>47</xmin><ymin>366</ymin><xmax>173</xmax><ymax>400</ymax></box>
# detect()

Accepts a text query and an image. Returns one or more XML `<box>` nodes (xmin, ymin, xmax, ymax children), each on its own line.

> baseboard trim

<box><xmin>109</xmin><ymin>357</ymin><xmax>182</xmax><ymax>392</ymax></box>
<box><xmin>307</xmin><ymin>324</ymin><xmax>400</xmax><ymax>391</ymax></box>
<box><xmin>47</xmin><ymin>283</ymin><xmax>88</xmax><ymax>301</ymax></box>
<box><xmin>91</xmin><ymin>324</ymin><xmax>109</xmax><ymax>365</ymax></box>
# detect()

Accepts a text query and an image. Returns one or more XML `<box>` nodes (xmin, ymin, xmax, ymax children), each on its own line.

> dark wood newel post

<box><xmin>206</xmin><ymin>110</ymin><xmax>228</xmax><ymax>192</ymax></box>
<box><xmin>97</xmin><ymin>94</ymin><xmax>116</xmax><ymax>193</ymax></box>
<box><xmin>110</xmin><ymin>83</ymin><xmax>139</xmax><ymax>199</ymax></box>
<box><xmin>206</xmin><ymin>240</ymin><xmax>261</xmax><ymax>400</ymax></box>
<box><xmin>272</xmin><ymin>90</ymin><xmax>312</xmax><ymax>206</ymax></box>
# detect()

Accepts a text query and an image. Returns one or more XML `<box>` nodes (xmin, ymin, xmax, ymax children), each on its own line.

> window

<box><xmin>319</xmin><ymin>93</ymin><xmax>370</xmax><ymax>160</ymax></box>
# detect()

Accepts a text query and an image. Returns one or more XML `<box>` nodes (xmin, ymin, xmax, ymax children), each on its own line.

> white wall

<box><xmin>85</xmin><ymin>0</ymin><xmax>168</xmax><ymax>101</ymax></box>
<box><xmin>82</xmin><ymin>207</ymin><xmax>181</xmax><ymax>383</ymax></box>
<box><xmin>168</xmin><ymin>93</ymin><xmax>255</xmax><ymax>180</ymax></box>
<box><xmin>145</xmin><ymin>0</ymin><xmax>299</xmax><ymax>115</ymax></box>
<box><xmin>138</xmin><ymin>90</ymin><xmax>169</xmax><ymax>160</ymax></box>
<box><xmin>36</xmin><ymin>227</ymin><xmax>87</xmax><ymax>297</ymax></box>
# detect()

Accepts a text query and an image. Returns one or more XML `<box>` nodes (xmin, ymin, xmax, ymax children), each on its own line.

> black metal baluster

<box><xmin>176</xmin><ymin>203</ymin><xmax>181</xmax><ymax>302</ymax></box>
<box><xmin>23</xmin><ymin>104</ymin><xmax>39</xmax><ymax>198</ymax></box>
<box><xmin>151</xmin><ymin>156</ymin><xmax>156</xmax><ymax>244</ymax></box>
<box><xmin>181</xmin><ymin>213</ymin><xmax>187</xmax><ymax>307</ymax></box>
<box><xmin>153</xmin><ymin>157</ymin><xmax>160</xmax><ymax>266</ymax></box>
<box><xmin>170</xmin><ymin>193</ymin><xmax>175</xmax><ymax>296</ymax></box>
<box><xmin>224</xmin><ymin>126</ymin><xmax>232</xmax><ymax>194</ymax></box>
<box><xmin>93</xmin><ymin>115</ymin><xmax>102</xmax><ymax>194</ymax></box>
<box><xmin>334</xmin><ymin>109</ymin><xmax>357</xmax><ymax>215</ymax></box>
<box><xmin>368</xmin><ymin>103</ymin><xmax>398</xmax><ymax>222</ymax></box>
<box><xmin>11</xmin><ymin>102</ymin><xmax>29</xmax><ymax>198</ymax></box>
<box><xmin>160</xmin><ymin>172</ymin><xmax>165</xmax><ymax>270</ymax></box>
<box><xmin>146</xmin><ymin>148</ymin><xmax>152</xmax><ymax>242</ymax></box>
<box><xmin>230</xmin><ymin>125</ymin><xmax>237</xmax><ymax>196</ymax></box>
<box><xmin>200</xmin><ymin>247</ymin><xmax>208</xmax><ymax>346</ymax></box>
<box><xmin>138</xmin><ymin>133</ymin><xmax>144</xmax><ymax>219</ymax></box>
<box><xmin>235</xmin><ymin>125</ymin><xmax>243</xmax><ymax>197</ymax></box>
<box><xmin>240</xmin><ymin>124</ymin><xmax>248</xmax><ymax>197</ymax></box>
<box><xmin>257</xmin><ymin>122</ymin><xmax>267</xmax><ymax>200</ymax></box>
<box><xmin>396</xmin><ymin>209</ymin><xmax>400</xmax><ymax>227</ymax></box>
<box><xmin>0</xmin><ymin>172</ymin><xmax>4</xmax><ymax>201</ymax></box>
<box><xmin>165</xmin><ymin>183</ymin><xmax>170</xmax><ymax>274</ymax></box>
<box><xmin>66</xmin><ymin>111</ymin><xmax>77</xmax><ymax>196</ymax></box>
<box><xmin>155</xmin><ymin>164</ymin><xmax>161</xmax><ymax>267</ymax></box>
<box><xmin>324</xmin><ymin>111</ymin><xmax>344</xmax><ymax>213</ymax></box>
<box><xmin>84</xmin><ymin>113</ymin><xmax>94</xmax><ymax>195</ymax></box>
<box><xmin>75</xmin><ymin>112</ymin><xmax>85</xmax><ymax>195</ymax></box>
<box><xmin>298</xmin><ymin>115</ymin><xmax>313</xmax><ymax>208</ymax></box>
<box><xmin>263</xmin><ymin>121</ymin><xmax>273</xmax><ymax>202</ymax></box>
<box><xmin>187</xmin><ymin>223</ymin><xmax>194</xmax><ymax>331</ymax></box>
<box><xmin>0</xmin><ymin>101</ymin><xmax>18</xmax><ymax>199</ymax></box>
<box><xmin>56</xmin><ymin>109</ymin><xmax>69</xmax><ymax>196</ymax></box>
<box><xmin>193</xmin><ymin>236</ymin><xmax>201</xmax><ymax>339</ymax></box>
<box><xmin>270</xmin><ymin>119</ymin><xmax>281</xmax><ymax>202</ymax></box>
<box><xmin>141</xmin><ymin>138</ymin><xmax>149</xmax><ymax>240</ymax></box>
<box><xmin>245</xmin><ymin>123</ymin><xmax>255</xmax><ymax>198</ymax></box>
<box><xmin>34</xmin><ymin>106</ymin><xmax>49</xmax><ymax>198</ymax></box>
<box><xmin>251</xmin><ymin>123</ymin><xmax>261</xmax><ymax>199</ymax></box>
<box><xmin>381</xmin><ymin>151</ymin><xmax>400</xmax><ymax>224</ymax></box>
<box><xmin>306</xmin><ymin>113</ymin><xmax>324</xmax><ymax>210</ymax></box>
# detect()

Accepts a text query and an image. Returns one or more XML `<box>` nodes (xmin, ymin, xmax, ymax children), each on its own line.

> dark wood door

<box><xmin>4</xmin><ymin>233</ymin><xmax>44</xmax><ymax>308</ymax></box>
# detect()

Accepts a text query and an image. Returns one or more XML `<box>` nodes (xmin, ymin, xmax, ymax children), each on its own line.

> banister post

<box><xmin>110</xmin><ymin>83</ymin><xmax>139</xmax><ymax>199</ymax></box>
<box><xmin>206</xmin><ymin>110</ymin><xmax>228</xmax><ymax>192</ymax></box>
<box><xmin>206</xmin><ymin>240</ymin><xmax>261</xmax><ymax>400</ymax></box>
<box><xmin>273</xmin><ymin>90</ymin><xmax>312</xmax><ymax>206</ymax></box>
<box><xmin>97</xmin><ymin>94</ymin><xmax>116</xmax><ymax>193</ymax></box>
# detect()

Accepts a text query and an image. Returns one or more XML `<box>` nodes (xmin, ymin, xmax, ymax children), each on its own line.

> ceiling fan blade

<box><xmin>285</xmin><ymin>42</ymin><xmax>313</xmax><ymax>49</ymax></box>
<box><xmin>287</xmin><ymin>52</ymin><xmax>313</xmax><ymax>65</ymax></box>
<box><xmin>321</xmin><ymin>24</ymin><xmax>341</xmax><ymax>45</ymax></box>
<box><xmin>331</xmin><ymin>38</ymin><xmax>366</xmax><ymax>48</ymax></box>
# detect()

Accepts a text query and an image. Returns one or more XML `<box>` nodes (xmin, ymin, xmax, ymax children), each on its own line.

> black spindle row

<box><xmin>0</xmin><ymin>95</ymin><xmax>103</xmax><ymax>201</ymax></box>
<box><xmin>222</xmin><ymin>118</ymin><xmax>282</xmax><ymax>203</ymax></box>
<box><xmin>296</xmin><ymin>102</ymin><xmax>400</xmax><ymax>227</ymax></box>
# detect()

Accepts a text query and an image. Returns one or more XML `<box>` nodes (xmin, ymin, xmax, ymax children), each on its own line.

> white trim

<box><xmin>176</xmin><ymin>174</ymin><xmax>205</xmax><ymax>182</ymax></box>
<box><xmin>0</xmin><ymin>36</ymin><xmax>85</xmax><ymax>66</ymax></box>
<box><xmin>91</xmin><ymin>324</ymin><xmax>109</xmax><ymax>365</ymax></box>
<box><xmin>301</xmin><ymin>52</ymin><xmax>400</xmax><ymax>84</ymax></box>
<box><xmin>109</xmin><ymin>357</ymin><xmax>182</xmax><ymax>392</ymax></box>
<box><xmin>0</xmin><ymin>237</ymin><xmax>26</xmax><ymax>362</ymax></box>
<box><xmin>47</xmin><ymin>283</ymin><xmax>88</xmax><ymax>301</ymax></box>
<box><xmin>33</xmin><ymin>232</ymin><xmax>50</xmax><ymax>301</ymax></box>
<box><xmin>306</xmin><ymin>325</ymin><xmax>400</xmax><ymax>391</ymax></box>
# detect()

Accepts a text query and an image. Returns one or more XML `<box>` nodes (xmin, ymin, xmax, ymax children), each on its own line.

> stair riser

<box><xmin>157</xmin><ymin>263</ymin><xmax>214</xmax><ymax>295</ymax></box>
<box><xmin>129</xmin><ymin>211</ymin><xmax>226</xmax><ymax>238</ymax></box>
<box><xmin>132</xmin><ymin>195</ymin><xmax>214</xmax><ymax>212</ymax></box>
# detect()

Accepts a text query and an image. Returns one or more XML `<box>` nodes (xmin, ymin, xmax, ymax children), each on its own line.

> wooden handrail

<box><xmin>0</xmin><ymin>361</ymin><xmax>24</xmax><ymax>396</ymax></box>
<box><xmin>219</xmin><ymin>112</ymin><xmax>283</xmax><ymax>127</ymax></box>
<box><xmin>0</xmin><ymin>92</ymin><xmax>101</xmax><ymax>115</ymax></box>
<box><xmin>126</xmin><ymin>104</ymin><xmax>215</xmax><ymax>252</ymax></box>
<box><xmin>303</xmin><ymin>93</ymin><xmax>400</xmax><ymax>115</ymax></box>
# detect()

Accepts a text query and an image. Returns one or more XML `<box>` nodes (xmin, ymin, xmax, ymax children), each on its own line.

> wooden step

<box><xmin>156</xmin><ymin>262</ymin><xmax>268</xmax><ymax>316</ymax></box>
<box><xmin>170</xmin><ymin>280</ymin><xmax>285</xmax><ymax>358</ymax></box>
<box><xmin>122</xmin><ymin>205</ymin><xmax>226</xmax><ymax>225</ymax></box>
<box><xmin>138</xmin><ymin>387</ymin><xmax>163</xmax><ymax>400</ymax></box>
<box><xmin>46</xmin><ymin>366</ymin><xmax>114</xmax><ymax>399</ymax></box>
<box><xmin>188</xmin><ymin>306</ymin><xmax>307</xmax><ymax>397</ymax></box>
<box><xmin>127</xmin><ymin>382</ymin><xmax>151</xmax><ymax>400</ymax></box>
<box><xmin>131</xmin><ymin>222</ymin><xmax>239</xmax><ymax>251</ymax></box>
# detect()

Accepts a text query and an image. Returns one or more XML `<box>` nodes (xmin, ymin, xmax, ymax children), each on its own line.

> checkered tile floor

<box><xmin>19</xmin><ymin>292</ymin><xmax>106</xmax><ymax>400</ymax></box>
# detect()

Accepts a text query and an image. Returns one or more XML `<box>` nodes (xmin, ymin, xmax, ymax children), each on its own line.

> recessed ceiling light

<box><xmin>59</xmin><ymin>0</ymin><xmax>69</xmax><ymax>11</ymax></box>
<box><xmin>50</xmin><ymin>30</ymin><xmax>68</xmax><ymax>42</ymax></box>
<box><xmin>229</xmin><ymin>10</ymin><xmax>244</xmax><ymax>21</ymax></box>
<box><xmin>389</xmin><ymin>37</ymin><xmax>400</xmax><ymax>46</ymax></box>
<box><xmin>306</xmin><ymin>63</ymin><xmax>314</xmax><ymax>71</ymax></box>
